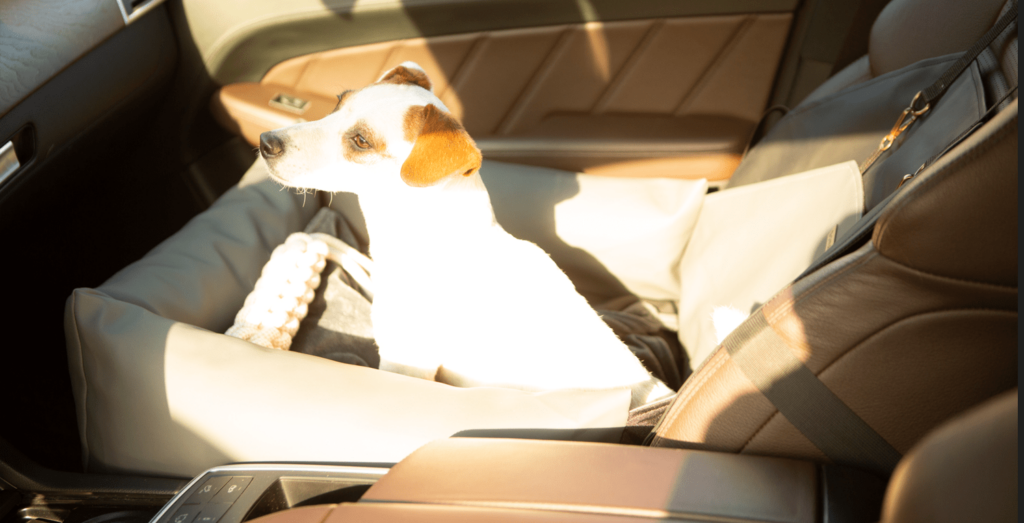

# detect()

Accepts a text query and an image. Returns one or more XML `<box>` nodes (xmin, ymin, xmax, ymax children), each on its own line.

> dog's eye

<box><xmin>352</xmin><ymin>134</ymin><xmax>370</xmax><ymax>150</ymax></box>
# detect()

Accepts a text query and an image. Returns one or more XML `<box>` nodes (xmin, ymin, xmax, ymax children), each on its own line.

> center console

<box><xmin>146</xmin><ymin>438</ymin><xmax>886</xmax><ymax>523</ymax></box>
<box><xmin>150</xmin><ymin>465</ymin><xmax>387</xmax><ymax>523</ymax></box>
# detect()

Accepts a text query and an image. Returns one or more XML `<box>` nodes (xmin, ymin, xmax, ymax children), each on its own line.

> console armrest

<box><xmin>363</xmin><ymin>438</ymin><xmax>817</xmax><ymax>523</ymax></box>
<box><xmin>149</xmin><ymin>439</ymin><xmax>887</xmax><ymax>523</ymax></box>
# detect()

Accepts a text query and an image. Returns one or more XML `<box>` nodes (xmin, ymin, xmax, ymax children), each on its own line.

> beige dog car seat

<box><xmin>64</xmin><ymin>0</ymin><xmax>1017</xmax><ymax>477</ymax></box>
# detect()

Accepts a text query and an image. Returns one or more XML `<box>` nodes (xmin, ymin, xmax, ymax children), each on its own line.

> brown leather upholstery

<box><xmin>361</xmin><ymin>438</ymin><xmax>816</xmax><ymax>523</ymax></box>
<box><xmin>252</xmin><ymin>503</ymin><xmax>655</xmax><ymax>523</ymax></box>
<box><xmin>651</xmin><ymin>99</ymin><xmax>1018</xmax><ymax>469</ymax></box>
<box><xmin>881</xmin><ymin>390</ymin><xmax>1018</xmax><ymax>523</ymax></box>
<box><xmin>211</xmin><ymin>14</ymin><xmax>792</xmax><ymax>181</ymax></box>
<box><xmin>255</xmin><ymin>15</ymin><xmax>791</xmax><ymax>137</ymax></box>
<box><xmin>243</xmin><ymin>394</ymin><xmax>1017</xmax><ymax>523</ymax></box>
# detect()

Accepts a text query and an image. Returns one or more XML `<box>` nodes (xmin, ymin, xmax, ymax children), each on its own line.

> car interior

<box><xmin>0</xmin><ymin>0</ymin><xmax>1017</xmax><ymax>522</ymax></box>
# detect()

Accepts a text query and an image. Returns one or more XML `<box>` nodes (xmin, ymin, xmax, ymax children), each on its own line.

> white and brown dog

<box><xmin>259</xmin><ymin>62</ymin><xmax>672</xmax><ymax>408</ymax></box>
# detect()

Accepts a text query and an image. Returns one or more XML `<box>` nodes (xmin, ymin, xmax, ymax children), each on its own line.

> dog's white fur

<box><xmin>260</xmin><ymin>62</ymin><xmax>672</xmax><ymax>408</ymax></box>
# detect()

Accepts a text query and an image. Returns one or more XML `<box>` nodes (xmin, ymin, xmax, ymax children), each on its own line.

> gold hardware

<box><xmin>896</xmin><ymin>173</ymin><xmax>914</xmax><ymax>189</ymax></box>
<box><xmin>859</xmin><ymin>91</ymin><xmax>932</xmax><ymax>173</ymax></box>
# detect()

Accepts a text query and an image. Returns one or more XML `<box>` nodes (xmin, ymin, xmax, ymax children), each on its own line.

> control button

<box><xmin>168</xmin><ymin>507</ymin><xmax>199</xmax><ymax>523</ymax></box>
<box><xmin>195</xmin><ymin>503</ymin><xmax>232</xmax><ymax>523</ymax></box>
<box><xmin>210</xmin><ymin>476</ymin><xmax>252</xmax><ymax>504</ymax></box>
<box><xmin>185</xmin><ymin>476</ymin><xmax>230</xmax><ymax>504</ymax></box>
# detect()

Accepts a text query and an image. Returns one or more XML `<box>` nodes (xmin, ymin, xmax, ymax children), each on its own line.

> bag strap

<box><xmin>915</xmin><ymin>1</ymin><xmax>1018</xmax><ymax>111</ymax></box>
<box><xmin>860</xmin><ymin>1</ymin><xmax>1018</xmax><ymax>173</ymax></box>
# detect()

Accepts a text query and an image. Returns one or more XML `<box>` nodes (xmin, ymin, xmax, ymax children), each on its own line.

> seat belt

<box><xmin>859</xmin><ymin>1</ymin><xmax>1018</xmax><ymax>173</ymax></box>
<box><xmin>727</xmin><ymin>87</ymin><xmax>1016</xmax><ymax>474</ymax></box>
<box><xmin>723</xmin><ymin>8</ymin><xmax>1019</xmax><ymax>473</ymax></box>
<box><xmin>724</xmin><ymin>311</ymin><xmax>904</xmax><ymax>475</ymax></box>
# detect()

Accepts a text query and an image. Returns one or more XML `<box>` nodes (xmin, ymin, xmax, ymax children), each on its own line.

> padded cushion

<box><xmin>66</xmin><ymin>159</ymin><xmax>709</xmax><ymax>477</ymax></box>
<box><xmin>66</xmin><ymin>288</ymin><xmax>629</xmax><ymax>477</ymax></box>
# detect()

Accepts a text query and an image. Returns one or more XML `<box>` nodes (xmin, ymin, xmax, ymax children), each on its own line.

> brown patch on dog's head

<box><xmin>378</xmin><ymin>65</ymin><xmax>432</xmax><ymax>91</ymax></box>
<box><xmin>332</xmin><ymin>90</ymin><xmax>354</xmax><ymax>113</ymax></box>
<box><xmin>401</xmin><ymin>104</ymin><xmax>481</xmax><ymax>187</ymax></box>
<box><xmin>343</xmin><ymin>119</ymin><xmax>388</xmax><ymax>164</ymax></box>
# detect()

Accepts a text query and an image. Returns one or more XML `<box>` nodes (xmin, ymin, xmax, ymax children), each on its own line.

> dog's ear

<box><xmin>401</xmin><ymin>104</ymin><xmax>482</xmax><ymax>187</ymax></box>
<box><xmin>377</xmin><ymin>61</ymin><xmax>432</xmax><ymax>92</ymax></box>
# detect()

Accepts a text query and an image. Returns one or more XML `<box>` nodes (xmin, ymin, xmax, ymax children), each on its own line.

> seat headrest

<box><xmin>869</xmin><ymin>0</ymin><xmax>1010</xmax><ymax>76</ymax></box>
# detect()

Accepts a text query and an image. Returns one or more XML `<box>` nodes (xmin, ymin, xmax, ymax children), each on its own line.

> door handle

<box><xmin>0</xmin><ymin>141</ymin><xmax>20</xmax><ymax>190</ymax></box>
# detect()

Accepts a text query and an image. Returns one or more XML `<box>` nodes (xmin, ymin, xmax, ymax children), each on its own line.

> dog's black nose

<box><xmin>260</xmin><ymin>132</ymin><xmax>285</xmax><ymax>158</ymax></box>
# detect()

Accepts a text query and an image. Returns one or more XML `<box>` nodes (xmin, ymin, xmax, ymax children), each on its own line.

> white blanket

<box><xmin>677</xmin><ymin>161</ymin><xmax>864</xmax><ymax>367</ymax></box>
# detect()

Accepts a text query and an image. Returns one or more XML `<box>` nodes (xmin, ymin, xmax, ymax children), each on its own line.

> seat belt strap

<box><xmin>724</xmin><ymin>310</ymin><xmax>904</xmax><ymax>474</ymax></box>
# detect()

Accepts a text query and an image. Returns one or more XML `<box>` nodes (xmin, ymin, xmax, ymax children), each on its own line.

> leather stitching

<box><xmin>494</xmin><ymin>26</ymin><xmax>574</xmax><ymax>135</ymax></box>
<box><xmin>437</xmin><ymin>34</ymin><xmax>488</xmax><ymax>101</ymax></box>
<box><xmin>673</xmin><ymin>16</ymin><xmax>755</xmax><ymax>115</ymax></box>
<box><xmin>741</xmin><ymin>410</ymin><xmax>783</xmax><ymax>453</ymax></box>
<box><xmin>767</xmin><ymin>248</ymin><xmax>878</xmax><ymax>324</ymax></box>
<box><xmin>656</xmin><ymin>348</ymin><xmax>729</xmax><ymax>440</ymax></box>
<box><xmin>660</xmin><ymin>350</ymin><xmax>726</xmax><ymax>430</ymax></box>
<box><xmin>593</xmin><ymin>20</ymin><xmax>663</xmax><ymax>112</ymax></box>
<box><xmin>815</xmin><ymin>307</ymin><xmax>1018</xmax><ymax>380</ymax></box>
<box><xmin>879</xmin><ymin>247</ymin><xmax>1020</xmax><ymax>290</ymax></box>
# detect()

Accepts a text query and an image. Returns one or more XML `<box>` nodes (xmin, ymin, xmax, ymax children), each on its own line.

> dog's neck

<box><xmin>356</xmin><ymin>172</ymin><xmax>500</xmax><ymax>264</ymax></box>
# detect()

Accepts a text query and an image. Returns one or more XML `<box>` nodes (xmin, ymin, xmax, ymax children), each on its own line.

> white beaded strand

<box><xmin>225</xmin><ymin>232</ymin><xmax>329</xmax><ymax>350</ymax></box>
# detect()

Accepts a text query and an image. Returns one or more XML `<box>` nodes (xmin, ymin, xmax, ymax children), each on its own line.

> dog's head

<box><xmin>259</xmin><ymin>62</ymin><xmax>482</xmax><ymax>194</ymax></box>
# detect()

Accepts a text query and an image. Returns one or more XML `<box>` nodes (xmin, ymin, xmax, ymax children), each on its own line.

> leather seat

<box><xmin>65</xmin><ymin>0</ymin><xmax>1017</xmax><ymax>477</ymax></box>
<box><xmin>650</xmin><ymin>97</ymin><xmax>1017</xmax><ymax>472</ymax></box>
<box><xmin>648</xmin><ymin>0</ymin><xmax>1018</xmax><ymax>474</ymax></box>
<box><xmin>879</xmin><ymin>389</ymin><xmax>1018</xmax><ymax>523</ymax></box>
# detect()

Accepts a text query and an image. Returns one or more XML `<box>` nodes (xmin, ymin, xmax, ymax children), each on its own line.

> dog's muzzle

<box><xmin>260</xmin><ymin>132</ymin><xmax>285</xmax><ymax>159</ymax></box>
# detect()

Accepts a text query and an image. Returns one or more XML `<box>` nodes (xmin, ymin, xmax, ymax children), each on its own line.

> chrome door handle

<box><xmin>0</xmin><ymin>141</ymin><xmax>20</xmax><ymax>190</ymax></box>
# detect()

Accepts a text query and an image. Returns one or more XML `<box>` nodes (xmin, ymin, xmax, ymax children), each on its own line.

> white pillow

<box><xmin>676</xmin><ymin>161</ymin><xmax>864</xmax><ymax>367</ymax></box>
<box><xmin>480</xmin><ymin>160</ymin><xmax>707</xmax><ymax>303</ymax></box>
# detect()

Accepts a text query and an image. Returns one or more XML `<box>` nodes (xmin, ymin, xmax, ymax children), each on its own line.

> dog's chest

<box><xmin>369</xmin><ymin>234</ymin><xmax>584</xmax><ymax>343</ymax></box>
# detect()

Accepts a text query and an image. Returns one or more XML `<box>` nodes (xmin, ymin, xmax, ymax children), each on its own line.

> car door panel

<box><xmin>186</xmin><ymin>0</ymin><xmax>798</xmax><ymax>85</ymax></box>
<box><xmin>0</xmin><ymin>0</ymin><xmax>125</xmax><ymax>119</ymax></box>
<box><xmin>212</xmin><ymin>12</ymin><xmax>791</xmax><ymax>181</ymax></box>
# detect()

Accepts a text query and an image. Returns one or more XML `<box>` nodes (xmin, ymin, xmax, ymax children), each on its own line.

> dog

<box><xmin>259</xmin><ymin>62</ymin><xmax>672</xmax><ymax>409</ymax></box>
